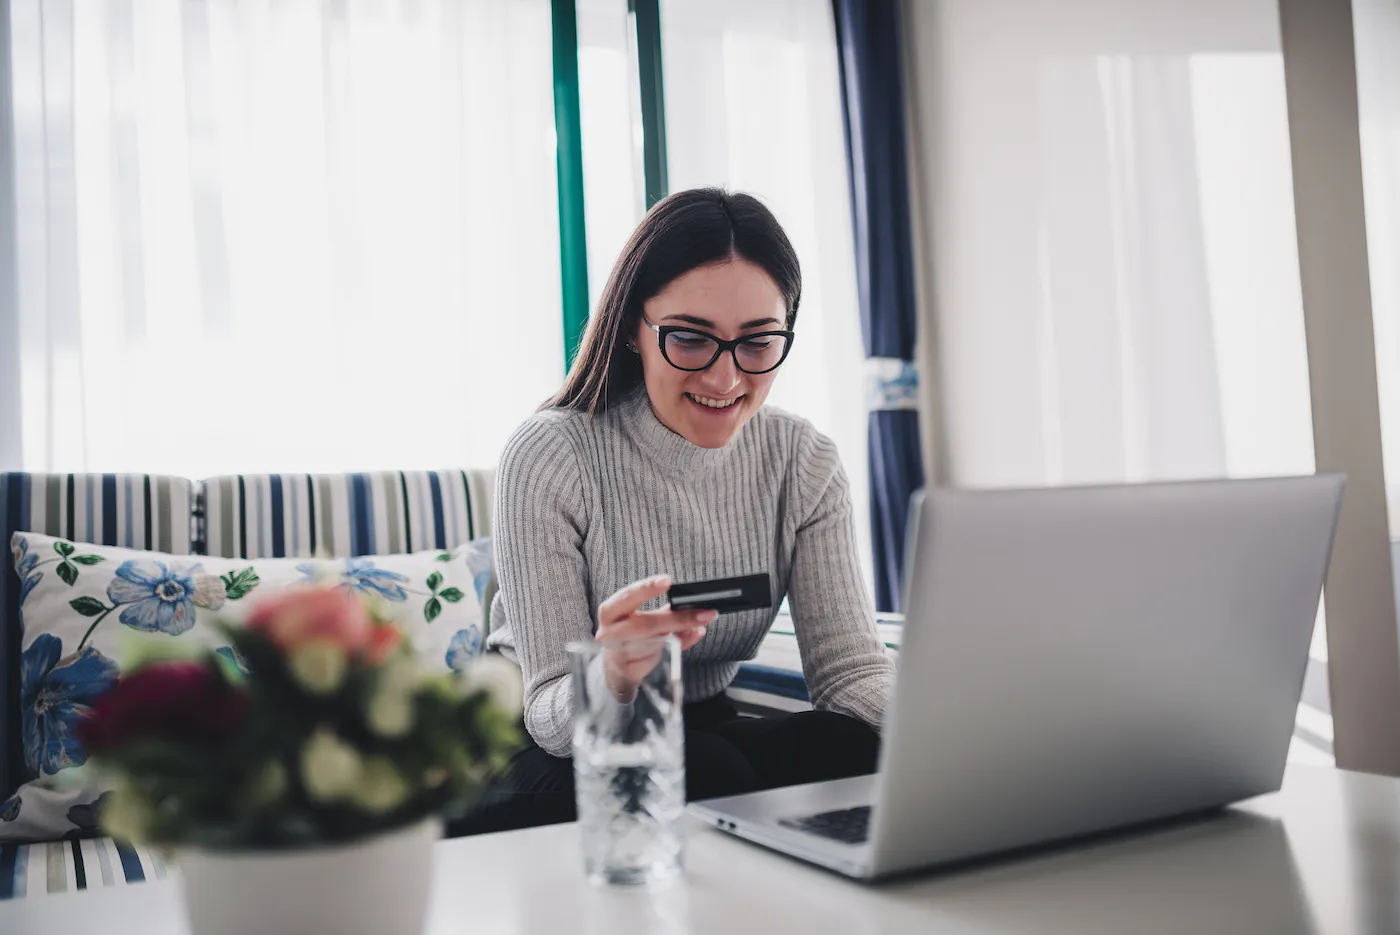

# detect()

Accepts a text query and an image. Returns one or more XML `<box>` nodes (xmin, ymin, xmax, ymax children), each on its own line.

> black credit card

<box><xmin>668</xmin><ymin>573</ymin><xmax>773</xmax><ymax>615</ymax></box>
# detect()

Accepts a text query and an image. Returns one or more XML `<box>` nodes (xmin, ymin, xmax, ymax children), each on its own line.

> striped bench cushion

<box><xmin>202</xmin><ymin>470</ymin><xmax>494</xmax><ymax>558</ymax></box>
<box><xmin>730</xmin><ymin>616</ymin><xmax>905</xmax><ymax>712</ymax></box>
<box><xmin>0</xmin><ymin>837</ymin><xmax>169</xmax><ymax>899</ymax></box>
<box><xmin>1</xmin><ymin>473</ymin><xmax>196</xmax><ymax>802</ymax></box>
<box><xmin>731</xmin><ymin>663</ymin><xmax>811</xmax><ymax>701</ymax></box>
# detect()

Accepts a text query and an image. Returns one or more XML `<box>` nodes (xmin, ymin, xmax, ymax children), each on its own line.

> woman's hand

<box><xmin>597</xmin><ymin>575</ymin><xmax>715</xmax><ymax>701</ymax></box>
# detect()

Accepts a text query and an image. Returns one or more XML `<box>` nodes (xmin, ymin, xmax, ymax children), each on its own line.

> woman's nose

<box><xmin>698</xmin><ymin>351</ymin><xmax>743</xmax><ymax>392</ymax></box>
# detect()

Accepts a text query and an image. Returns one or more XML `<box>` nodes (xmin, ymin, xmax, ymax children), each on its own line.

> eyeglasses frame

<box><xmin>639</xmin><ymin>317</ymin><xmax>796</xmax><ymax>375</ymax></box>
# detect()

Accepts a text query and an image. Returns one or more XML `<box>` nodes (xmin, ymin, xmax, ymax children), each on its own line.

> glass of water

<box><xmin>568</xmin><ymin>636</ymin><xmax>686</xmax><ymax>886</ymax></box>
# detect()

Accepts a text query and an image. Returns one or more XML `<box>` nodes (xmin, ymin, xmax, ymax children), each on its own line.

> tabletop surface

<box><xmin>5</xmin><ymin>765</ymin><xmax>1400</xmax><ymax>934</ymax></box>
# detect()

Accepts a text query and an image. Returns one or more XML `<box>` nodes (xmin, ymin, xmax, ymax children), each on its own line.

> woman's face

<box><xmin>636</xmin><ymin>258</ymin><xmax>788</xmax><ymax>449</ymax></box>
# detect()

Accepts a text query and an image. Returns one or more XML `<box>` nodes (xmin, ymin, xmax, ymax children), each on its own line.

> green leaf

<box><xmin>426</xmin><ymin>571</ymin><xmax>443</xmax><ymax>593</ymax></box>
<box><xmin>69</xmin><ymin>596</ymin><xmax>108</xmax><ymax>617</ymax></box>
<box><xmin>438</xmin><ymin>588</ymin><xmax>465</xmax><ymax>604</ymax></box>
<box><xmin>54</xmin><ymin>541</ymin><xmax>75</xmax><ymax>557</ymax></box>
<box><xmin>434</xmin><ymin>552</ymin><xmax>453</xmax><ymax>563</ymax></box>
<box><xmin>57</xmin><ymin>562</ymin><xmax>78</xmax><ymax>587</ymax></box>
<box><xmin>213</xmin><ymin>647</ymin><xmax>248</xmax><ymax>682</ymax></box>
<box><xmin>221</xmin><ymin>567</ymin><xmax>261</xmax><ymax>601</ymax></box>
<box><xmin>70</xmin><ymin>554</ymin><xmax>106</xmax><ymax>566</ymax></box>
<box><xmin>424</xmin><ymin>597</ymin><xmax>442</xmax><ymax>624</ymax></box>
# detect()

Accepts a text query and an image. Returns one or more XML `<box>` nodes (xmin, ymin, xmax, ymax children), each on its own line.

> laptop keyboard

<box><xmin>779</xmin><ymin>806</ymin><xmax>872</xmax><ymax>845</ymax></box>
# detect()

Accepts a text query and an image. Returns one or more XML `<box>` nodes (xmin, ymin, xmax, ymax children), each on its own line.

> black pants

<box><xmin>447</xmin><ymin>695</ymin><xmax>880</xmax><ymax>837</ymax></box>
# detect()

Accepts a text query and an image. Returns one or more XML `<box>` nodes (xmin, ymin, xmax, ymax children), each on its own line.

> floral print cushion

<box><xmin>2</xmin><ymin>532</ymin><xmax>493</xmax><ymax>843</ymax></box>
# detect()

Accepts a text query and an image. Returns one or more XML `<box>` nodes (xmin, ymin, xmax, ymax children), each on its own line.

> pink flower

<box><xmin>245</xmin><ymin>586</ymin><xmax>372</xmax><ymax>655</ymax></box>
<box><xmin>364</xmin><ymin>625</ymin><xmax>404</xmax><ymax>666</ymax></box>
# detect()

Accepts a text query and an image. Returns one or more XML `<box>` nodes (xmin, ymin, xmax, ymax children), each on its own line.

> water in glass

<box><xmin>570</xmin><ymin>637</ymin><xmax>685</xmax><ymax>886</ymax></box>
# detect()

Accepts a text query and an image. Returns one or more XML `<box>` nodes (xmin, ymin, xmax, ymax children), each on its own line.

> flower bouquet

<box><xmin>77</xmin><ymin>584</ymin><xmax>522</xmax><ymax>935</ymax></box>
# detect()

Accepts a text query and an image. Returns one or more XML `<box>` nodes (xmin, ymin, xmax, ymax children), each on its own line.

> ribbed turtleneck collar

<box><xmin>615</xmin><ymin>386</ymin><xmax>742</xmax><ymax>474</ymax></box>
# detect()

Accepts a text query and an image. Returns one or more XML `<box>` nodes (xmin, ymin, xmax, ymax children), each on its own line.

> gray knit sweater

<box><xmin>486</xmin><ymin>387</ymin><xmax>894</xmax><ymax>756</ymax></box>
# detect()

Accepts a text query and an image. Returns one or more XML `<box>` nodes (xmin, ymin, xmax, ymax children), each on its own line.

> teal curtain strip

<box><xmin>551</xmin><ymin>0</ymin><xmax>589</xmax><ymax>370</ymax></box>
<box><xmin>631</xmin><ymin>0</ymin><xmax>668</xmax><ymax>208</ymax></box>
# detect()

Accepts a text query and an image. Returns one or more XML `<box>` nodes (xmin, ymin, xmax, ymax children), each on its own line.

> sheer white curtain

<box><xmin>4</xmin><ymin>0</ymin><xmax>562</xmax><ymax>478</ymax></box>
<box><xmin>913</xmin><ymin>0</ymin><xmax>1323</xmax><ymax>759</ymax></box>
<box><xmin>659</xmin><ymin>0</ymin><xmax>871</xmax><ymax>582</ymax></box>
<box><xmin>925</xmin><ymin>22</ymin><xmax>1314</xmax><ymax>489</ymax></box>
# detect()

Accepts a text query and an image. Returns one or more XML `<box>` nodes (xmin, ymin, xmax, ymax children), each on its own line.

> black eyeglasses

<box><xmin>641</xmin><ymin>318</ymin><xmax>795</xmax><ymax>374</ymax></box>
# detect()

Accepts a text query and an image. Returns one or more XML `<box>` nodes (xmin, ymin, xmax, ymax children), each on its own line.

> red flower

<box><xmin>78</xmin><ymin>661</ymin><xmax>249</xmax><ymax>756</ymax></box>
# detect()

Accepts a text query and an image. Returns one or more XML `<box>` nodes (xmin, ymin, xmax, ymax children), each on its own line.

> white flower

<box><xmin>102</xmin><ymin>782</ymin><xmax>155</xmax><ymax>844</ymax></box>
<box><xmin>367</xmin><ymin>691</ymin><xmax>413</xmax><ymax>738</ymax></box>
<box><xmin>192</xmin><ymin>573</ymin><xmax>227</xmax><ymax>611</ymax></box>
<box><xmin>289</xmin><ymin>640</ymin><xmax>347</xmax><ymax>695</ymax></box>
<box><xmin>247</xmin><ymin>760</ymin><xmax>287</xmax><ymax>809</ymax></box>
<box><xmin>463</xmin><ymin>655</ymin><xmax>523</xmax><ymax>719</ymax></box>
<box><xmin>378</xmin><ymin>656</ymin><xmax>420</xmax><ymax>694</ymax></box>
<box><xmin>351</xmin><ymin>757</ymin><xmax>410</xmax><ymax>815</ymax></box>
<box><xmin>365</xmin><ymin>658</ymin><xmax>419</xmax><ymax>738</ymax></box>
<box><xmin>300</xmin><ymin>729</ymin><xmax>362</xmax><ymax>802</ymax></box>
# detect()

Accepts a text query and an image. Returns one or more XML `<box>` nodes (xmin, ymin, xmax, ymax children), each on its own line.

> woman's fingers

<box><xmin>606</xmin><ymin>624</ymin><xmax>708</xmax><ymax>669</ymax></box>
<box><xmin>676</xmin><ymin>625</ymin><xmax>707</xmax><ymax>650</ymax></box>
<box><xmin>598</xmin><ymin>575</ymin><xmax>673</xmax><ymax>625</ymax></box>
<box><xmin>596</xmin><ymin>579</ymin><xmax>715</xmax><ymax>698</ymax></box>
<box><xmin>602</xmin><ymin>620</ymin><xmax>710</xmax><ymax>700</ymax></box>
<box><xmin>599</xmin><ymin>607</ymin><xmax>716</xmax><ymax>643</ymax></box>
<box><xmin>607</xmin><ymin>646</ymin><xmax>663</xmax><ymax>674</ymax></box>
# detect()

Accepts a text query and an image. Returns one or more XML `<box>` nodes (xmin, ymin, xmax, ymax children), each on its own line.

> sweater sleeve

<box><xmin>492</xmin><ymin>415</ymin><xmax>593</xmax><ymax>756</ymax></box>
<box><xmin>785</xmin><ymin>425</ymin><xmax>895</xmax><ymax>729</ymax></box>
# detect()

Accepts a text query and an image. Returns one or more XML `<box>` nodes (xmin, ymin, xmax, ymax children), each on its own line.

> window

<box><xmin>4</xmin><ymin>0</ymin><xmax>880</xmax><ymax>591</ymax></box>
<box><xmin>6</xmin><ymin>0</ymin><xmax>562</xmax><ymax>477</ymax></box>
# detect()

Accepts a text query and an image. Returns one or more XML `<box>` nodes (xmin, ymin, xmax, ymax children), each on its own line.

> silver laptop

<box><xmin>690</xmin><ymin>475</ymin><xmax>1344</xmax><ymax>880</ymax></box>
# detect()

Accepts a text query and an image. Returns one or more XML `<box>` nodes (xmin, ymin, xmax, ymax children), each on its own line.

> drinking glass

<box><xmin>568</xmin><ymin>636</ymin><xmax>685</xmax><ymax>886</ymax></box>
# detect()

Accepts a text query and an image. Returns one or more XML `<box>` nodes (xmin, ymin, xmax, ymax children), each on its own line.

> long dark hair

<box><xmin>545</xmin><ymin>188</ymin><xmax>802</xmax><ymax>414</ymax></box>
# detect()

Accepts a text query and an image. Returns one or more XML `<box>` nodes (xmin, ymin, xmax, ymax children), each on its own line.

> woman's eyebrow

<box><xmin>661</xmin><ymin>314</ymin><xmax>780</xmax><ymax>329</ymax></box>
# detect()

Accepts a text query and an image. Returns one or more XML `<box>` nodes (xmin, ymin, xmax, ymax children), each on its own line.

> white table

<box><xmin>6</xmin><ymin>765</ymin><xmax>1400</xmax><ymax>934</ymax></box>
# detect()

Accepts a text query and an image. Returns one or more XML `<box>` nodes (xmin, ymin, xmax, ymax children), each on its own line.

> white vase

<box><xmin>178</xmin><ymin>817</ymin><xmax>441</xmax><ymax>935</ymax></box>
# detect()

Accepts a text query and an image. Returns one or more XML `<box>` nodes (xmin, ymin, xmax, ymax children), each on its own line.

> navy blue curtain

<box><xmin>832</xmin><ymin>0</ymin><xmax>924</xmax><ymax>612</ymax></box>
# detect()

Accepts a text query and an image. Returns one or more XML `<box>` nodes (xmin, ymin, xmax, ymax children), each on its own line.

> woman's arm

<box><xmin>786</xmin><ymin>427</ymin><xmax>895</xmax><ymax>728</ymax></box>
<box><xmin>493</xmin><ymin>416</ymin><xmax>593</xmax><ymax>756</ymax></box>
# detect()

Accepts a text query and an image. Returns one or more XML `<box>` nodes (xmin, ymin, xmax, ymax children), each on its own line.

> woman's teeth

<box><xmin>687</xmin><ymin>393</ymin><xmax>740</xmax><ymax>410</ymax></box>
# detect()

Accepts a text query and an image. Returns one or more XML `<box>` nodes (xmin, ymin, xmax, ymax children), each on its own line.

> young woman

<box><xmin>472</xmin><ymin>188</ymin><xmax>893</xmax><ymax>832</ymax></box>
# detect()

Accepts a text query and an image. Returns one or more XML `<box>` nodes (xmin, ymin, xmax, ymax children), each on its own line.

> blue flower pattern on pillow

<box><xmin>66</xmin><ymin>791</ymin><xmax>110</xmax><ymax>832</ymax></box>
<box><xmin>106</xmin><ymin>559</ymin><xmax>202</xmax><ymax>635</ymax></box>
<box><xmin>462</xmin><ymin>540</ymin><xmax>493</xmax><ymax>605</ymax></box>
<box><xmin>7</xmin><ymin>533</ymin><xmax>494</xmax><ymax>844</ymax></box>
<box><xmin>20</xmin><ymin>570</ymin><xmax>40</xmax><ymax>605</ymax></box>
<box><xmin>13</xmin><ymin>535</ymin><xmax>42</xmax><ymax>606</ymax></box>
<box><xmin>297</xmin><ymin>557</ymin><xmax>411</xmax><ymax>602</ymax></box>
<box><xmin>20</xmin><ymin>633</ymin><xmax>118</xmax><ymax>775</ymax></box>
<box><xmin>446</xmin><ymin>626</ymin><xmax>482</xmax><ymax>672</ymax></box>
<box><xmin>342</xmin><ymin>557</ymin><xmax>411</xmax><ymax>601</ymax></box>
